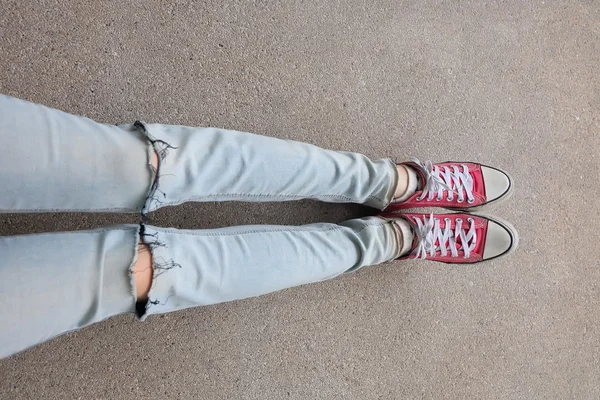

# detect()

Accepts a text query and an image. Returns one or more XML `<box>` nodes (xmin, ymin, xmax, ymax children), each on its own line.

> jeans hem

<box><xmin>376</xmin><ymin>159</ymin><xmax>399</xmax><ymax>210</ymax></box>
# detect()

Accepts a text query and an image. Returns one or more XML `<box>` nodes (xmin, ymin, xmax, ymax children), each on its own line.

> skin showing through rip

<box><xmin>131</xmin><ymin>151</ymin><xmax>159</xmax><ymax>301</ymax></box>
<box><xmin>132</xmin><ymin>155</ymin><xmax>409</xmax><ymax>302</ymax></box>
<box><xmin>133</xmin><ymin>244</ymin><xmax>153</xmax><ymax>301</ymax></box>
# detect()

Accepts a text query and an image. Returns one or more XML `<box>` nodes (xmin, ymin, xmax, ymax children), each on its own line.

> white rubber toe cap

<box><xmin>481</xmin><ymin>166</ymin><xmax>512</xmax><ymax>203</ymax></box>
<box><xmin>482</xmin><ymin>219</ymin><xmax>517</xmax><ymax>260</ymax></box>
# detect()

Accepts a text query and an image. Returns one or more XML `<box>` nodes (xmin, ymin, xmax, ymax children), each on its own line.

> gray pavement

<box><xmin>0</xmin><ymin>1</ymin><xmax>599</xmax><ymax>398</ymax></box>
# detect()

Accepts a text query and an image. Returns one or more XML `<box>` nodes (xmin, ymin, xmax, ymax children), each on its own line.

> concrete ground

<box><xmin>0</xmin><ymin>0</ymin><xmax>598</xmax><ymax>398</ymax></box>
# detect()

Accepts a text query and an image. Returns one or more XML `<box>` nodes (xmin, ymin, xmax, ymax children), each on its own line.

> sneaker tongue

<box><xmin>436</xmin><ymin>222</ymin><xmax>464</xmax><ymax>254</ymax></box>
<box><xmin>453</xmin><ymin>235</ymin><xmax>463</xmax><ymax>252</ymax></box>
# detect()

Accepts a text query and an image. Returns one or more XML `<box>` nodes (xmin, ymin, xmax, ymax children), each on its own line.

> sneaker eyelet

<box><xmin>467</xmin><ymin>218</ymin><xmax>474</xmax><ymax>223</ymax></box>
<box><xmin>444</xmin><ymin>218</ymin><xmax>451</xmax><ymax>223</ymax></box>
<box><xmin>456</xmin><ymin>218</ymin><xmax>463</xmax><ymax>223</ymax></box>
<box><xmin>436</xmin><ymin>197</ymin><xmax>443</xmax><ymax>201</ymax></box>
<box><xmin>467</xmin><ymin>199</ymin><xmax>475</xmax><ymax>204</ymax></box>
<box><xmin>457</xmin><ymin>199</ymin><xmax>464</xmax><ymax>203</ymax></box>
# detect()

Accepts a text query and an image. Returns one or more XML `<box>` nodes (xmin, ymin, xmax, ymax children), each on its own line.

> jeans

<box><xmin>0</xmin><ymin>94</ymin><xmax>400</xmax><ymax>359</ymax></box>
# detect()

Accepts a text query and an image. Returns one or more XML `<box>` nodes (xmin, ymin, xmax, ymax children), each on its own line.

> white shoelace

<box><xmin>413</xmin><ymin>214</ymin><xmax>477</xmax><ymax>259</ymax></box>
<box><xmin>411</xmin><ymin>158</ymin><xmax>475</xmax><ymax>203</ymax></box>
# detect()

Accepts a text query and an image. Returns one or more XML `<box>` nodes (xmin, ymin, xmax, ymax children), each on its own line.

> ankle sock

<box><xmin>394</xmin><ymin>218</ymin><xmax>414</xmax><ymax>257</ymax></box>
<box><xmin>394</xmin><ymin>165</ymin><xmax>419</xmax><ymax>203</ymax></box>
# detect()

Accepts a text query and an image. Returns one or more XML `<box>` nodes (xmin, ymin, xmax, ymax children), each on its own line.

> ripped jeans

<box><xmin>0</xmin><ymin>94</ymin><xmax>400</xmax><ymax>358</ymax></box>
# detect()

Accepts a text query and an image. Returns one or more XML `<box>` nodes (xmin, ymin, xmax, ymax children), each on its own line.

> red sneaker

<box><xmin>381</xmin><ymin>212</ymin><xmax>518</xmax><ymax>264</ymax></box>
<box><xmin>386</xmin><ymin>159</ymin><xmax>512</xmax><ymax>211</ymax></box>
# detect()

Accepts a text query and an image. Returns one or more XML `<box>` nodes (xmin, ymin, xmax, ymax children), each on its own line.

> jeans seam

<box><xmin>0</xmin><ymin>226</ymin><xmax>139</xmax><ymax>238</ymax></box>
<box><xmin>350</xmin><ymin>222</ymin><xmax>389</xmax><ymax>234</ymax></box>
<box><xmin>147</xmin><ymin>221</ymin><xmax>388</xmax><ymax>238</ymax></box>
<box><xmin>155</xmin><ymin>193</ymin><xmax>387</xmax><ymax>208</ymax></box>
<box><xmin>0</xmin><ymin>207</ymin><xmax>140</xmax><ymax>213</ymax></box>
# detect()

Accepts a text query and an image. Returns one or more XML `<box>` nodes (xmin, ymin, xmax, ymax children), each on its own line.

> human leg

<box><xmin>1</xmin><ymin>95</ymin><xmax>402</xmax><ymax>213</ymax></box>
<box><xmin>0</xmin><ymin>95</ymin><xmax>154</xmax><ymax>212</ymax></box>
<box><xmin>0</xmin><ymin>225</ymin><xmax>140</xmax><ymax>358</ymax></box>
<box><xmin>0</xmin><ymin>217</ymin><xmax>399</xmax><ymax>358</ymax></box>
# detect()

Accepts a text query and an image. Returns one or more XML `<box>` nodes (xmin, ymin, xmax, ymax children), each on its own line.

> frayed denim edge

<box><xmin>132</xmin><ymin>121</ymin><xmax>178</xmax><ymax>320</ymax></box>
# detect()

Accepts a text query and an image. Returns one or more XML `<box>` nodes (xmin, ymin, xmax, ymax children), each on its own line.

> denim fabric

<box><xmin>0</xmin><ymin>95</ymin><xmax>399</xmax><ymax>358</ymax></box>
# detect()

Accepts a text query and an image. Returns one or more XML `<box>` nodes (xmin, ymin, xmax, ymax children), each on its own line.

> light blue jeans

<box><xmin>0</xmin><ymin>95</ymin><xmax>400</xmax><ymax>358</ymax></box>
